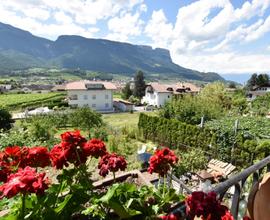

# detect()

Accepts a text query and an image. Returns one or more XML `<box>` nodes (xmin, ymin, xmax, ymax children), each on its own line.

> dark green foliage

<box><xmin>246</xmin><ymin>73</ymin><xmax>269</xmax><ymax>89</ymax></box>
<box><xmin>0</xmin><ymin>108</ymin><xmax>12</xmax><ymax>130</ymax></box>
<box><xmin>133</xmin><ymin>71</ymin><xmax>146</xmax><ymax>98</ymax></box>
<box><xmin>69</xmin><ymin>107</ymin><xmax>103</xmax><ymax>137</ymax></box>
<box><xmin>138</xmin><ymin>113</ymin><xmax>215</xmax><ymax>151</ymax></box>
<box><xmin>251</xmin><ymin>93</ymin><xmax>270</xmax><ymax>116</ymax></box>
<box><xmin>121</xmin><ymin>82</ymin><xmax>133</xmax><ymax>100</ymax></box>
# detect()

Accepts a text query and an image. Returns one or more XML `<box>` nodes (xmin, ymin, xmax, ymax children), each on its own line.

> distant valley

<box><xmin>0</xmin><ymin>22</ymin><xmax>225</xmax><ymax>82</ymax></box>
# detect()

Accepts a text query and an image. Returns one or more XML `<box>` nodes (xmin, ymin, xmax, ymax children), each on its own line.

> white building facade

<box><xmin>247</xmin><ymin>86</ymin><xmax>270</xmax><ymax>101</ymax></box>
<box><xmin>66</xmin><ymin>81</ymin><xmax>116</xmax><ymax>112</ymax></box>
<box><xmin>142</xmin><ymin>82</ymin><xmax>200</xmax><ymax>107</ymax></box>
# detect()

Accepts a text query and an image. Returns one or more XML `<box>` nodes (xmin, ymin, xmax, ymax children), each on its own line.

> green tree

<box><xmin>133</xmin><ymin>70</ymin><xmax>145</xmax><ymax>98</ymax></box>
<box><xmin>121</xmin><ymin>82</ymin><xmax>133</xmax><ymax>100</ymax></box>
<box><xmin>0</xmin><ymin>107</ymin><xmax>12</xmax><ymax>130</ymax></box>
<box><xmin>69</xmin><ymin>107</ymin><xmax>103</xmax><ymax>137</ymax></box>
<box><xmin>256</xmin><ymin>74</ymin><xmax>269</xmax><ymax>86</ymax></box>
<box><xmin>246</xmin><ymin>73</ymin><xmax>258</xmax><ymax>89</ymax></box>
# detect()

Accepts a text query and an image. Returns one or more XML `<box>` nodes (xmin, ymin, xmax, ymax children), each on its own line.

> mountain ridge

<box><xmin>0</xmin><ymin>22</ymin><xmax>224</xmax><ymax>82</ymax></box>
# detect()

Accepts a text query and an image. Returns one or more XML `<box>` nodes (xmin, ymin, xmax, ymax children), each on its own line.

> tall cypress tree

<box><xmin>133</xmin><ymin>70</ymin><xmax>146</xmax><ymax>98</ymax></box>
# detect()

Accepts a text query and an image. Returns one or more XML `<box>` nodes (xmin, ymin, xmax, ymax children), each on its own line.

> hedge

<box><xmin>138</xmin><ymin>113</ymin><xmax>217</xmax><ymax>151</ymax></box>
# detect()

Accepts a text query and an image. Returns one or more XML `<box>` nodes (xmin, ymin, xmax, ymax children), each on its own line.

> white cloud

<box><xmin>210</xmin><ymin>19</ymin><xmax>264</xmax><ymax>51</ymax></box>
<box><xmin>234</xmin><ymin>0</ymin><xmax>270</xmax><ymax>20</ymax></box>
<box><xmin>0</xmin><ymin>0</ymin><xmax>145</xmax><ymax>39</ymax></box>
<box><xmin>144</xmin><ymin>9</ymin><xmax>173</xmax><ymax>48</ymax></box>
<box><xmin>106</xmin><ymin>11</ymin><xmax>144</xmax><ymax>42</ymax></box>
<box><xmin>54</xmin><ymin>11</ymin><xmax>73</xmax><ymax>24</ymax></box>
<box><xmin>172</xmin><ymin>52</ymin><xmax>270</xmax><ymax>74</ymax></box>
<box><xmin>245</xmin><ymin>15</ymin><xmax>270</xmax><ymax>42</ymax></box>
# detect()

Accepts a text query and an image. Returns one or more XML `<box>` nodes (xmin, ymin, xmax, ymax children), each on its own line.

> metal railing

<box><xmin>169</xmin><ymin>155</ymin><xmax>270</xmax><ymax>219</ymax></box>
<box><xmin>212</xmin><ymin>155</ymin><xmax>270</xmax><ymax>219</ymax></box>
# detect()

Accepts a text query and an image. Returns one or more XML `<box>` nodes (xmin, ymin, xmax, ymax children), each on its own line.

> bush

<box><xmin>0</xmin><ymin>108</ymin><xmax>12</xmax><ymax>130</ymax></box>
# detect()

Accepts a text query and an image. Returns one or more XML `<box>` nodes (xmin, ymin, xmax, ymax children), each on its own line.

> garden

<box><xmin>0</xmin><ymin>130</ymin><xmax>239</xmax><ymax>220</ymax></box>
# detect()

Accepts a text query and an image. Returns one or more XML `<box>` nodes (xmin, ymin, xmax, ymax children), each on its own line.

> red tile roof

<box><xmin>147</xmin><ymin>82</ymin><xmax>200</xmax><ymax>93</ymax></box>
<box><xmin>66</xmin><ymin>81</ymin><xmax>117</xmax><ymax>90</ymax></box>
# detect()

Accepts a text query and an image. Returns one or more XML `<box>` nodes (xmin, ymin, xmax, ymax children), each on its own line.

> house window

<box><xmin>105</xmin><ymin>103</ymin><xmax>109</xmax><ymax>108</ymax></box>
<box><xmin>70</xmin><ymin>104</ymin><xmax>78</xmax><ymax>108</ymax></box>
<box><xmin>84</xmin><ymin>104</ymin><xmax>88</xmax><ymax>107</ymax></box>
<box><xmin>168</xmin><ymin>95</ymin><xmax>170</xmax><ymax>98</ymax></box>
<box><xmin>105</xmin><ymin>94</ymin><xmax>109</xmax><ymax>99</ymax></box>
<box><xmin>69</xmin><ymin>94</ymin><xmax>78</xmax><ymax>100</ymax></box>
<box><xmin>83</xmin><ymin>95</ymin><xmax>88</xmax><ymax>100</ymax></box>
<box><xmin>92</xmin><ymin>104</ymin><xmax>96</xmax><ymax>108</ymax></box>
<box><xmin>92</xmin><ymin>94</ymin><xmax>96</xmax><ymax>100</ymax></box>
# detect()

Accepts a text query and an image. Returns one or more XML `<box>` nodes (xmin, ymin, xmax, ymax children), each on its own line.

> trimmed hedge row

<box><xmin>138</xmin><ymin>113</ymin><xmax>217</xmax><ymax>150</ymax></box>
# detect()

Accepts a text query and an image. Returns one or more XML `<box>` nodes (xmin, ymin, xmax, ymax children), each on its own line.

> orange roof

<box><xmin>147</xmin><ymin>82</ymin><xmax>200</xmax><ymax>93</ymax></box>
<box><xmin>66</xmin><ymin>81</ymin><xmax>117</xmax><ymax>90</ymax></box>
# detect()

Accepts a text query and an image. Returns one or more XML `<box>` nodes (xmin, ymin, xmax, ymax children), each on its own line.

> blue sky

<box><xmin>0</xmin><ymin>0</ymin><xmax>270</xmax><ymax>74</ymax></box>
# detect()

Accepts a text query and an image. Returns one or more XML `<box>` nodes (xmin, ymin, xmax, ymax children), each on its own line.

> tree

<box><xmin>121</xmin><ymin>83</ymin><xmax>133</xmax><ymax>100</ymax></box>
<box><xmin>0</xmin><ymin>108</ymin><xmax>12</xmax><ymax>130</ymax></box>
<box><xmin>133</xmin><ymin>70</ymin><xmax>145</xmax><ymax>98</ymax></box>
<box><xmin>256</xmin><ymin>74</ymin><xmax>269</xmax><ymax>86</ymax></box>
<box><xmin>246</xmin><ymin>73</ymin><xmax>257</xmax><ymax>89</ymax></box>
<box><xmin>246</xmin><ymin>73</ymin><xmax>269</xmax><ymax>88</ymax></box>
<box><xmin>69</xmin><ymin>107</ymin><xmax>103</xmax><ymax>137</ymax></box>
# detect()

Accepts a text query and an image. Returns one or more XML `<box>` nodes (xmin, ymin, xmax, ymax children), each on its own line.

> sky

<box><xmin>0</xmin><ymin>0</ymin><xmax>270</xmax><ymax>75</ymax></box>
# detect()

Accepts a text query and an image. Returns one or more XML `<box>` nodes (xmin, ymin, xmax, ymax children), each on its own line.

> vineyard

<box><xmin>0</xmin><ymin>92</ymin><xmax>67</xmax><ymax>110</ymax></box>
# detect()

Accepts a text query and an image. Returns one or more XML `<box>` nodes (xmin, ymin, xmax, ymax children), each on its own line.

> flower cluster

<box><xmin>50</xmin><ymin>131</ymin><xmax>88</xmax><ymax>169</ymax></box>
<box><xmin>98</xmin><ymin>153</ymin><xmax>127</xmax><ymax>177</ymax></box>
<box><xmin>0</xmin><ymin>146</ymin><xmax>51</xmax><ymax>182</ymax></box>
<box><xmin>83</xmin><ymin>138</ymin><xmax>107</xmax><ymax>158</ymax></box>
<box><xmin>160</xmin><ymin>213</ymin><xmax>180</xmax><ymax>220</ymax></box>
<box><xmin>0</xmin><ymin>166</ymin><xmax>49</xmax><ymax>198</ymax></box>
<box><xmin>148</xmin><ymin>147</ymin><xmax>179</xmax><ymax>176</ymax></box>
<box><xmin>186</xmin><ymin>191</ymin><xmax>233</xmax><ymax>220</ymax></box>
<box><xmin>50</xmin><ymin>131</ymin><xmax>108</xmax><ymax>169</ymax></box>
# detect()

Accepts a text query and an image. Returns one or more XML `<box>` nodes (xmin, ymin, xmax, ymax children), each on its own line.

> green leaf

<box><xmin>54</xmin><ymin>194</ymin><xmax>72</xmax><ymax>214</ymax></box>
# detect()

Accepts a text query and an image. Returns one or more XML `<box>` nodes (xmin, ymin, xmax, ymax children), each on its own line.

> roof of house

<box><xmin>66</xmin><ymin>81</ymin><xmax>117</xmax><ymax>90</ymax></box>
<box><xmin>147</xmin><ymin>82</ymin><xmax>200</xmax><ymax>94</ymax></box>
<box><xmin>113</xmin><ymin>98</ymin><xmax>134</xmax><ymax>105</ymax></box>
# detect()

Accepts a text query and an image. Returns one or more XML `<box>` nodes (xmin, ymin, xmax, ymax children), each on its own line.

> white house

<box><xmin>141</xmin><ymin>82</ymin><xmax>200</xmax><ymax>107</ymax></box>
<box><xmin>247</xmin><ymin>85</ymin><xmax>270</xmax><ymax>101</ymax></box>
<box><xmin>66</xmin><ymin>81</ymin><xmax>117</xmax><ymax>112</ymax></box>
<box><xmin>113</xmin><ymin>98</ymin><xmax>134</xmax><ymax>112</ymax></box>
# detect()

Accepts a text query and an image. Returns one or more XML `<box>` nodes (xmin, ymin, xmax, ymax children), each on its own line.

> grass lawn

<box><xmin>102</xmin><ymin>112</ymin><xmax>140</xmax><ymax>129</ymax></box>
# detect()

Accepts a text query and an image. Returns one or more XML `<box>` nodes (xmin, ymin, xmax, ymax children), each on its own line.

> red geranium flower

<box><xmin>160</xmin><ymin>213</ymin><xmax>180</xmax><ymax>220</ymax></box>
<box><xmin>186</xmin><ymin>191</ymin><xmax>232</xmax><ymax>220</ymax></box>
<box><xmin>98</xmin><ymin>153</ymin><xmax>127</xmax><ymax>177</ymax></box>
<box><xmin>0</xmin><ymin>161</ymin><xmax>11</xmax><ymax>183</ymax></box>
<box><xmin>50</xmin><ymin>131</ymin><xmax>93</xmax><ymax>169</ymax></box>
<box><xmin>26</xmin><ymin>147</ymin><xmax>51</xmax><ymax>168</ymax></box>
<box><xmin>0</xmin><ymin>166</ymin><xmax>49</xmax><ymax>198</ymax></box>
<box><xmin>1</xmin><ymin>146</ymin><xmax>29</xmax><ymax>168</ymax></box>
<box><xmin>148</xmin><ymin>147</ymin><xmax>178</xmax><ymax>177</ymax></box>
<box><xmin>61</xmin><ymin>130</ymin><xmax>86</xmax><ymax>147</ymax></box>
<box><xmin>49</xmin><ymin>143</ymin><xmax>69</xmax><ymax>169</ymax></box>
<box><xmin>83</xmin><ymin>139</ymin><xmax>107</xmax><ymax>158</ymax></box>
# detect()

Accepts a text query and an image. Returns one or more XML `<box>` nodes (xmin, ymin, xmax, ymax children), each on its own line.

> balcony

<box><xmin>169</xmin><ymin>155</ymin><xmax>270</xmax><ymax>219</ymax></box>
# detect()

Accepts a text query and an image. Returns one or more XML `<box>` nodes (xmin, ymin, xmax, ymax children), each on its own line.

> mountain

<box><xmin>0</xmin><ymin>22</ymin><xmax>224</xmax><ymax>82</ymax></box>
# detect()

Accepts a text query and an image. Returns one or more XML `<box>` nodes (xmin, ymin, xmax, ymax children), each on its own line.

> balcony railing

<box><xmin>169</xmin><ymin>155</ymin><xmax>270</xmax><ymax>219</ymax></box>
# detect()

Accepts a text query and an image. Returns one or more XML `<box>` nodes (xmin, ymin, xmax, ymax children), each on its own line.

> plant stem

<box><xmin>113</xmin><ymin>172</ymin><xmax>116</xmax><ymax>182</ymax></box>
<box><xmin>54</xmin><ymin>178</ymin><xmax>63</xmax><ymax>208</ymax></box>
<box><xmin>163</xmin><ymin>176</ymin><xmax>166</xmax><ymax>198</ymax></box>
<box><xmin>21</xmin><ymin>193</ymin><xmax>26</xmax><ymax>220</ymax></box>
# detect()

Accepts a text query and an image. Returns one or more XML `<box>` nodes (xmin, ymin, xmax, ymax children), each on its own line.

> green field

<box><xmin>102</xmin><ymin>111</ymin><xmax>156</xmax><ymax>129</ymax></box>
<box><xmin>0</xmin><ymin>92</ymin><xmax>66</xmax><ymax>110</ymax></box>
